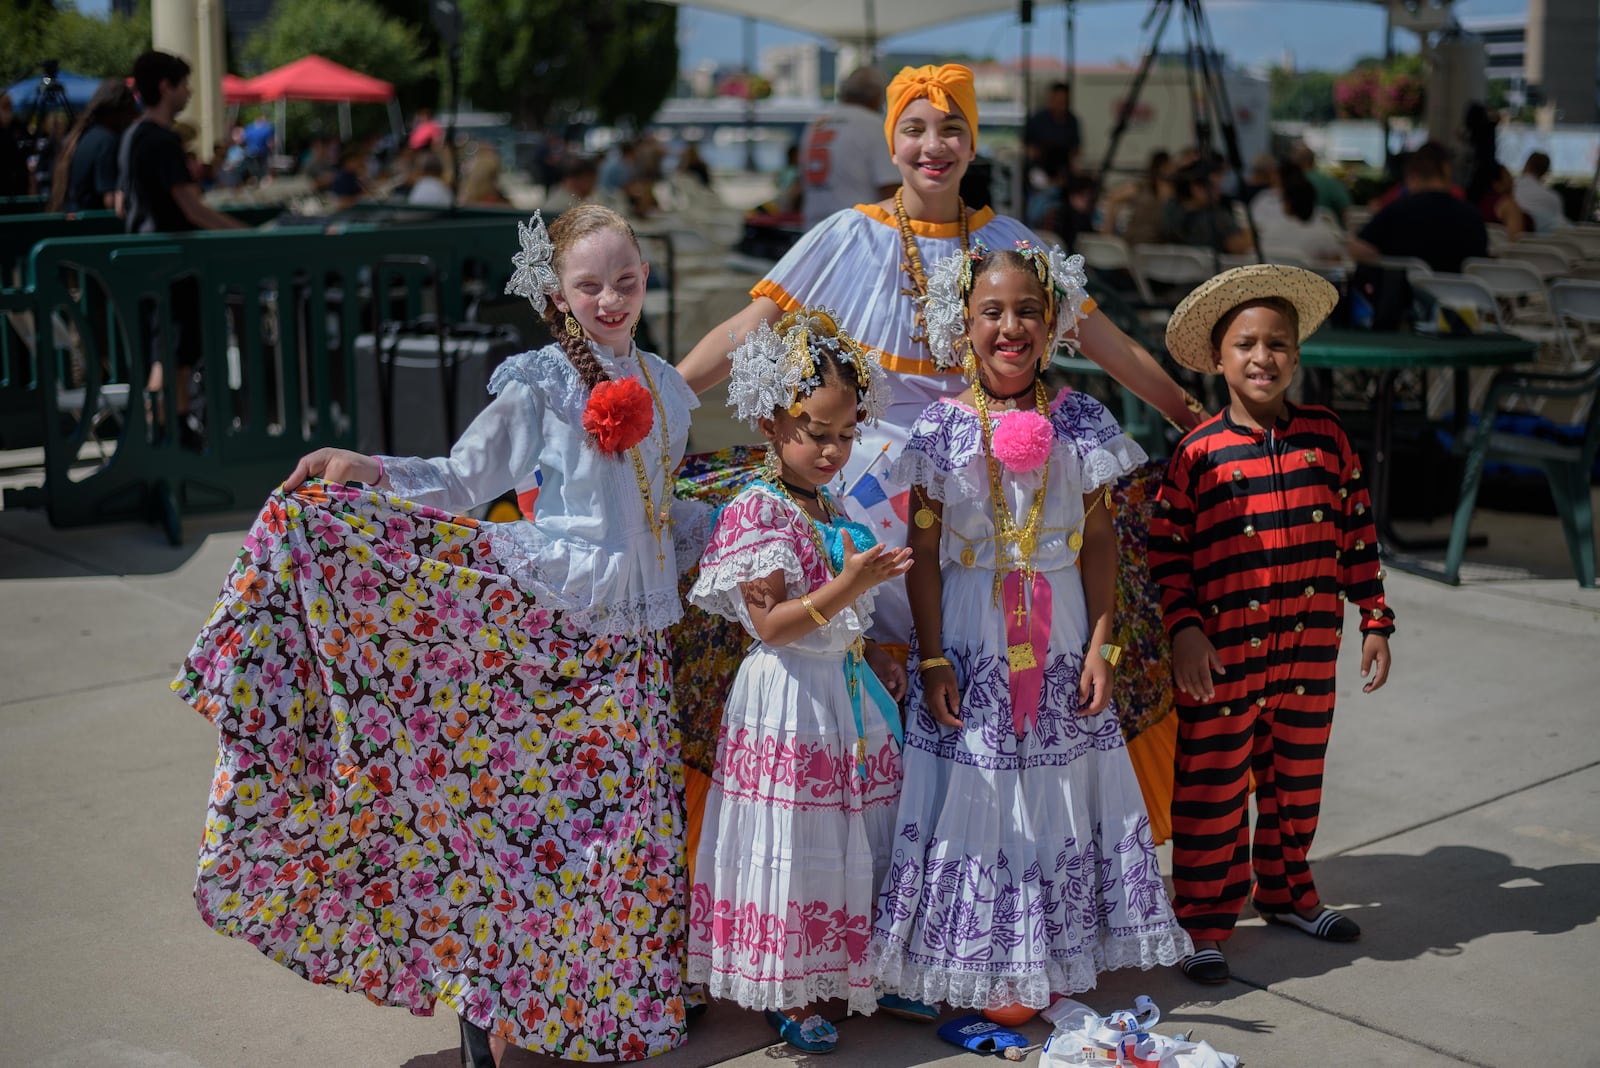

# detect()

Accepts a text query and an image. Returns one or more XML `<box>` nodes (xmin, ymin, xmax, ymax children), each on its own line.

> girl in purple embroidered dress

<box><xmin>867</xmin><ymin>245</ymin><xmax>1190</xmax><ymax>1011</ymax></box>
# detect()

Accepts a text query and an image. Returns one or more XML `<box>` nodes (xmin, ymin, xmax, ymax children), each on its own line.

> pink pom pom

<box><xmin>990</xmin><ymin>409</ymin><xmax>1054</xmax><ymax>473</ymax></box>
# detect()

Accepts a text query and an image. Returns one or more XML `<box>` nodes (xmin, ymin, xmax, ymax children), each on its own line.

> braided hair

<box><xmin>542</xmin><ymin>204</ymin><xmax>646</xmax><ymax>394</ymax></box>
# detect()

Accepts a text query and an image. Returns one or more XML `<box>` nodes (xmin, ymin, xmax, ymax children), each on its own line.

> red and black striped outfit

<box><xmin>1148</xmin><ymin>404</ymin><xmax>1394</xmax><ymax>942</ymax></box>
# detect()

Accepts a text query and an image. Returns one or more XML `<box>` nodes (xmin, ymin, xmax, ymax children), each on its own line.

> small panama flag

<box><xmin>843</xmin><ymin>443</ymin><xmax>910</xmax><ymax>535</ymax></box>
<box><xmin>516</xmin><ymin>468</ymin><xmax>544</xmax><ymax>521</ymax></box>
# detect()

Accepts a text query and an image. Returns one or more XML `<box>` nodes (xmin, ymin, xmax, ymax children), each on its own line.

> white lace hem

<box><xmin>480</xmin><ymin>528</ymin><xmax>684</xmax><ymax>637</ymax></box>
<box><xmin>671</xmin><ymin>496</ymin><xmax>715</xmax><ymax>577</ymax></box>
<box><xmin>381</xmin><ymin>453</ymin><xmax>458</xmax><ymax>501</ymax></box>
<box><xmin>890</xmin><ymin>449</ymin><xmax>987</xmax><ymax>505</ymax></box>
<box><xmin>687</xmin><ymin>955</ymin><xmax>881</xmax><ymax>1016</ymax></box>
<box><xmin>867</xmin><ymin>929</ymin><xmax>1192</xmax><ymax>1010</ymax></box>
<box><xmin>1081</xmin><ymin>436</ymin><xmax>1149</xmax><ymax>492</ymax></box>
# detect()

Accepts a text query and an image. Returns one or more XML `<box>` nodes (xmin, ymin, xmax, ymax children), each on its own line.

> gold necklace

<box><xmin>895</xmin><ymin>185</ymin><xmax>968</xmax><ymax>349</ymax></box>
<box><xmin>970</xmin><ymin>379</ymin><xmax>1052</xmax><ymax>606</ymax></box>
<box><xmin>766</xmin><ymin>478</ymin><xmax>835</xmax><ymax>575</ymax></box>
<box><xmin>626</xmin><ymin>345</ymin><xmax>674</xmax><ymax>568</ymax></box>
<box><xmin>913</xmin><ymin>483</ymin><xmax>1109</xmax><ymax>571</ymax></box>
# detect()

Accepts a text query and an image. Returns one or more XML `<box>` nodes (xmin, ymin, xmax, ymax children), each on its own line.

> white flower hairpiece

<box><xmin>920</xmin><ymin>240</ymin><xmax>1093</xmax><ymax>368</ymax></box>
<box><xmin>726</xmin><ymin>308</ymin><xmax>890</xmax><ymax>429</ymax></box>
<box><xmin>505</xmin><ymin>211</ymin><xmax>560</xmax><ymax>315</ymax></box>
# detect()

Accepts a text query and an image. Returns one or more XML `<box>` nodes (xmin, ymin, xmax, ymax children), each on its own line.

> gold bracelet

<box><xmin>918</xmin><ymin>657</ymin><xmax>953</xmax><ymax>672</ymax></box>
<box><xmin>800</xmin><ymin>594</ymin><xmax>829</xmax><ymax>627</ymax></box>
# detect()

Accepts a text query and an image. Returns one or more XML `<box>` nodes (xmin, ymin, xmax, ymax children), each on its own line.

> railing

<box><xmin>3</xmin><ymin>215</ymin><xmax>517</xmax><ymax>543</ymax></box>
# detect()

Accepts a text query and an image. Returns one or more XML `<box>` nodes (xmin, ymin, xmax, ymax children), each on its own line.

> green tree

<box><xmin>244</xmin><ymin>0</ymin><xmax>426</xmax><ymax>86</ymax></box>
<box><xmin>458</xmin><ymin>0</ymin><xmax>678</xmax><ymax>130</ymax></box>
<box><xmin>44</xmin><ymin>2</ymin><xmax>152</xmax><ymax>80</ymax></box>
<box><xmin>0</xmin><ymin>0</ymin><xmax>58</xmax><ymax>84</ymax></box>
<box><xmin>1269</xmin><ymin>67</ymin><xmax>1338</xmax><ymax>123</ymax></box>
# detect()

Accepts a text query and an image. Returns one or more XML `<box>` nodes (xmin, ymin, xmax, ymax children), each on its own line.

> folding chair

<box><xmin>1461</xmin><ymin>258</ymin><xmax>1564</xmax><ymax>348</ymax></box>
<box><xmin>1132</xmin><ymin>243</ymin><xmax>1218</xmax><ymax>291</ymax></box>
<box><xmin>1499</xmin><ymin>243</ymin><xmax>1573</xmax><ymax>279</ymax></box>
<box><xmin>1548</xmin><ymin>279</ymin><xmax>1600</xmax><ymax>366</ymax></box>
<box><xmin>1411</xmin><ymin>274</ymin><xmax>1513</xmax><ymax>418</ymax></box>
<box><xmin>1376</xmin><ymin>255</ymin><xmax>1434</xmax><ymax>284</ymax></box>
<box><xmin>1075</xmin><ymin>233</ymin><xmax>1156</xmax><ymax>305</ymax></box>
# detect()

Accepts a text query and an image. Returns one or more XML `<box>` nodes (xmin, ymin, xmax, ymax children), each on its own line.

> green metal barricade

<box><xmin>4</xmin><ymin>215</ymin><xmax>516</xmax><ymax>543</ymax></box>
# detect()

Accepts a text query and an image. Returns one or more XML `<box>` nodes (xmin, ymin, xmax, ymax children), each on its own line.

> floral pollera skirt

<box><xmin>173</xmin><ymin>480</ymin><xmax>687</xmax><ymax>1061</ymax></box>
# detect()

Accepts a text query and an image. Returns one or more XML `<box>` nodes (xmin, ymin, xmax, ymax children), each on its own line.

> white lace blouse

<box><xmin>380</xmin><ymin>341</ymin><xmax>703</xmax><ymax>637</ymax></box>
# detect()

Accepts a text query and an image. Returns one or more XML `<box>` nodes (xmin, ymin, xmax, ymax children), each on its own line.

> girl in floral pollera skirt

<box><xmin>172</xmin><ymin>206</ymin><xmax>703</xmax><ymax>1064</ymax></box>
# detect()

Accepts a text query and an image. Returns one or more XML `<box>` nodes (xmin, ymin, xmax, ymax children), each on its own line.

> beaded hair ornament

<box><xmin>505</xmin><ymin>210</ymin><xmax>561</xmax><ymax>314</ymax></box>
<box><xmin>726</xmin><ymin>307</ymin><xmax>890</xmax><ymax>429</ymax></box>
<box><xmin>921</xmin><ymin>239</ymin><xmax>1092</xmax><ymax>370</ymax></box>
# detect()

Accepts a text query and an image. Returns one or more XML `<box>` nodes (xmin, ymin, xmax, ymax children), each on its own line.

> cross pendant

<box><xmin>1012</xmin><ymin>599</ymin><xmax>1029</xmax><ymax>627</ymax></box>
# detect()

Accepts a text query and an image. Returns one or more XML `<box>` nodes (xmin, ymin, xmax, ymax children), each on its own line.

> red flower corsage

<box><xmin>582</xmin><ymin>376</ymin><xmax>655</xmax><ymax>453</ymax></box>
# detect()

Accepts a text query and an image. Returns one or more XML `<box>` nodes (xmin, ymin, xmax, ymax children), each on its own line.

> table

<box><xmin>1299</xmin><ymin>328</ymin><xmax>1537</xmax><ymax>558</ymax></box>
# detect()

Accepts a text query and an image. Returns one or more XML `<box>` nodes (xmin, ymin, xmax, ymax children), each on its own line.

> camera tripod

<box><xmin>24</xmin><ymin>59</ymin><xmax>77</xmax><ymax>178</ymax></box>
<box><xmin>1093</xmin><ymin>0</ymin><xmax>1263</xmax><ymax>265</ymax></box>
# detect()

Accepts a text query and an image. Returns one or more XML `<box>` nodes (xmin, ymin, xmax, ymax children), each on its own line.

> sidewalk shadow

<box><xmin>0</xmin><ymin>506</ymin><xmax>256</xmax><ymax>579</ymax></box>
<box><xmin>1230</xmin><ymin>845</ymin><xmax>1600</xmax><ymax>986</ymax></box>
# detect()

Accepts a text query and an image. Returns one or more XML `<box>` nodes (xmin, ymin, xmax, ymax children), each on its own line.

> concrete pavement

<box><xmin>1</xmin><ymin>498</ymin><xmax>1596</xmax><ymax>1068</ymax></box>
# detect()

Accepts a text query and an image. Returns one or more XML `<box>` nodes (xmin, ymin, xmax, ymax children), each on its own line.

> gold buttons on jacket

<box><xmin>1303</xmin><ymin>585</ymin><xmax>1315</xmax><ymax>598</ymax></box>
<box><xmin>1210</xmin><ymin>604</ymin><xmax>1220</xmax><ymax>615</ymax></box>
<box><xmin>1377</xmin><ymin>568</ymin><xmax>1388</xmax><ymax>580</ymax></box>
<box><xmin>1160</xmin><ymin>498</ymin><xmax>1172</xmax><ymax>510</ymax></box>
<box><xmin>1244</xmin><ymin>524</ymin><xmax>1256</xmax><ymax>537</ymax></box>
<box><xmin>1371</xmin><ymin>608</ymin><xmax>1385</xmax><ymax>620</ymax></box>
<box><xmin>1295</xmin><ymin>685</ymin><xmax>1306</xmax><ymax>695</ymax></box>
<box><xmin>1353</xmin><ymin>469</ymin><xmax>1362</xmax><ymax>480</ymax></box>
<box><xmin>1294</xmin><ymin>622</ymin><xmax>1305</xmax><ymax>632</ymax></box>
<box><xmin>1231</xmin><ymin>469</ymin><xmax>1244</xmax><ymax>482</ymax></box>
<box><xmin>1340</xmin><ymin>487</ymin><xmax>1349</xmax><ymax>499</ymax></box>
<box><xmin>1220</xmin><ymin>706</ymin><xmax>1232</xmax><ymax>716</ymax></box>
<box><xmin>1248</xmin><ymin>599</ymin><xmax>1260</xmax><ymax>611</ymax></box>
<box><xmin>1311</xmin><ymin>509</ymin><xmax>1324</xmax><ymax>522</ymax></box>
<box><xmin>1250</xmin><ymin>637</ymin><xmax>1263</xmax><ymax>648</ymax></box>
<box><xmin>1256</xmin><ymin>696</ymin><xmax>1268</xmax><ymax>707</ymax></box>
<box><xmin>1356</xmin><ymin>503</ymin><xmax>1367</xmax><ymax>516</ymax></box>
<box><xmin>1355</xmin><ymin>539</ymin><xmax>1366</xmax><ymax>551</ymax></box>
<box><xmin>1303</xmin><ymin>450</ymin><xmax>1317</xmax><ymax>464</ymax></box>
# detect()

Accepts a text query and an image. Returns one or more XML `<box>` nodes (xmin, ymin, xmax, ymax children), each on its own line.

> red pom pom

<box><xmin>582</xmin><ymin>376</ymin><xmax>655</xmax><ymax>453</ymax></box>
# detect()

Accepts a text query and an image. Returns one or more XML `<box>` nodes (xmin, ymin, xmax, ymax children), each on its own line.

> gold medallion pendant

<box><xmin>914</xmin><ymin>508</ymin><xmax>935</xmax><ymax>529</ymax></box>
<box><xmin>960</xmin><ymin>546</ymin><xmax>976</xmax><ymax>567</ymax></box>
<box><xmin>1007</xmin><ymin>642</ymin><xmax>1037</xmax><ymax>671</ymax></box>
<box><xmin>1067</xmin><ymin>530</ymin><xmax>1083</xmax><ymax>552</ymax></box>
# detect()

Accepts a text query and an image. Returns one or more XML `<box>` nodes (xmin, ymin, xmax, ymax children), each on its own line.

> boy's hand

<box><xmin>864</xmin><ymin>641</ymin><xmax>907</xmax><ymax>703</ymax></box>
<box><xmin>839</xmin><ymin>531</ymin><xmax>913</xmax><ymax>594</ymax></box>
<box><xmin>921</xmin><ymin>665</ymin><xmax>963</xmax><ymax>729</ymax></box>
<box><xmin>1078</xmin><ymin>647</ymin><xmax>1113</xmax><ymax>716</ymax></box>
<box><xmin>1172</xmin><ymin>627</ymin><xmax>1225</xmax><ymax>701</ymax></box>
<box><xmin>1360</xmin><ymin>632</ymin><xmax>1391</xmax><ymax>693</ymax></box>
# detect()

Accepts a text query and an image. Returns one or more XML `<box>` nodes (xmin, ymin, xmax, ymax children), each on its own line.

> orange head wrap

<box><xmin>883</xmin><ymin>63</ymin><xmax>979</xmax><ymax>154</ymax></box>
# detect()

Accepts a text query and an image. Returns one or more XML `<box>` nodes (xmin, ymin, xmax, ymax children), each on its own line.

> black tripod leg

<box><xmin>459</xmin><ymin>1016</ymin><xmax>496</xmax><ymax>1068</ymax></box>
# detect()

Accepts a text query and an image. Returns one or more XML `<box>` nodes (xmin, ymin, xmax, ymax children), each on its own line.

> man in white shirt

<box><xmin>1512</xmin><ymin>151</ymin><xmax>1569</xmax><ymax>232</ymax></box>
<box><xmin>800</xmin><ymin>67</ymin><xmax>899</xmax><ymax>230</ymax></box>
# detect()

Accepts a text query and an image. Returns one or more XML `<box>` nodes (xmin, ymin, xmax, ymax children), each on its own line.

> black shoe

<box><xmin>1261</xmin><ymin>907</ymin><xmax>1361</xmax><ymax>942</ymax></box>
<box><xmin>1178</xmin><ymin>947</ymin><xmax>1230</xmax><ymax>984</ymax></box>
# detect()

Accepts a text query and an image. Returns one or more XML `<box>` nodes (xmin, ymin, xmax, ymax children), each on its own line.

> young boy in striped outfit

<box><xmin>1148</xmin><ymin>265</ymin><xmax>1395</xmax><ymax>984</ymax></box>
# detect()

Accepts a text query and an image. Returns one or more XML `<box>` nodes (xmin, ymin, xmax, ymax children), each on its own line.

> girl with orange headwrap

<box><xmin>676</xmin><ymin>63</ymin><xmax>1203</xmax><ymax>845</ymax></box>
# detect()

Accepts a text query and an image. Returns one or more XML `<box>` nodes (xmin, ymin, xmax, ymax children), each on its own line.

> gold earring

<box><xmin>763</xmin><ymin>442</ymin><xmax>782</xmax><ymax>481</ymax></box>
<box><xmin>564</xmin><ymin>314</ymin><xmax>584</xmax><ymax>339</ymax></box>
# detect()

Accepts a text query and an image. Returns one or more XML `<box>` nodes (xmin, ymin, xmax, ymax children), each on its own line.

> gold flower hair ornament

<box><xmin>505</xmin><ymin>211</ymin><xmax>560</xmax><ymax>315</ymax></box>
<box><xmin>922</xmin><ymin>240</ymin><xmax>1093</xmax><ymax>370</ymax></box>
<box><xmin>726</xmin><ymin>306</ymin><xmax>890</xmax><ymax>429</ymax></box>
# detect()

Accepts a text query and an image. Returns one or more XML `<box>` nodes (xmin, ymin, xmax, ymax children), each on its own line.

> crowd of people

<box><xmin>171</xmin><ymin>62</ymin><xmax>1400</xmax><ymax>1068</ymax></box>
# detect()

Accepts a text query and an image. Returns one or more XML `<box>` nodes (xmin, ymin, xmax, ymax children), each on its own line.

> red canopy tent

<box><xmin>240</xmin><ymin>54</ymin><xmax>403</xmax><ymax>147</ymax></box>
<box><xmin>243</xmin><ymin>55</ymin><xmax>395</xmax><ymax>105</ymax></box>
<box><xmin>221</xmin><ymin>74</ymin><xmax>260</xmax><ymax>106</ymax></box>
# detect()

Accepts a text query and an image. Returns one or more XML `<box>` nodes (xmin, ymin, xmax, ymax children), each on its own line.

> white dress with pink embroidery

<box><xmin>684</xmin><ymin>482</ymin><xmax>902</xmax><ymax>1015</ymax></box>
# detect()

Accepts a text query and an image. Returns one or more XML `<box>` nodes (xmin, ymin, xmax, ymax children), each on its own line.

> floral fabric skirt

<box><xmin>172</xmin><ymin>481</ymin><xmax>686</xmax><ymax>1062</ymax></box>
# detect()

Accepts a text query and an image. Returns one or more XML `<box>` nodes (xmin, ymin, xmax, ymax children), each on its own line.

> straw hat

<box><xmin>1164</xmin><ymin>264</ymin><xmax>1339</xmax><ymax>374</ymax></box>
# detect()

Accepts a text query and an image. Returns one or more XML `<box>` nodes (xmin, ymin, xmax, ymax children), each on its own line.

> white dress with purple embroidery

<box><xmin>685</xmin><ymin>483</ymin><xmax>903</xmax><ymax>1015</ymax></box>
<box><xmin>868</xmin><ymin>391</ymin><xmax>1191</xmax><ymax>1010</ymax></box>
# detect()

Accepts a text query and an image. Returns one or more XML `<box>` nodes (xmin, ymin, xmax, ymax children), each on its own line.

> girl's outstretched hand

<box><xmin>864</xmin><ymin>640</ymin><xmax>907</xmax><ymax>703</ymax></box>
<box><xmin>286</xmin><ymin>448</ymin><xmax>382</xmax><ymax>490</ymax></box>
<box><xmin>1078</xmin><ymin>647</ymin><xmax>1113</xmax><ymax>715</ymax></box>
<box><xmin>839</xmin><ymin>531</ymin><xmax>913</xmax><ymax>593</ymax></box>
<box><xmin>922</xmin><ymin>665</ymin><xmax>962</xmax><ymax>729</ymax></box>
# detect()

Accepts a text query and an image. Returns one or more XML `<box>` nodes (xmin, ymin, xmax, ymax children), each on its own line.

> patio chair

<box><xmin>1443</xmin><ymin>358</ymin><xmax>1600</xmax><ymax>587</ymax></box>
<box><xmin>1376</xmin><ymin>255</ymin><xmax>1433</xmax><ymax>283</ymax></box>
<box><xmin>1132</xmin><ymin>243</ymin><xmax>1218</xmax><ymax>292</ymax></box>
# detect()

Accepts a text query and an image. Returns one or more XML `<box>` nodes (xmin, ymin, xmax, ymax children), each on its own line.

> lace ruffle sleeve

<box><xmin>888</xmin><ymin>402</ymin><xmax>987</xmax><ymax>504</ymax></box>
<box><xmin>1052</xmin><ymin>391</ymin><xmax>1149</xmax><ymax>491</ymax></box>
<box><xmin>689</xmin><ymin>490</ymin><xmax>808</xmax><ymax>621</ymax></box>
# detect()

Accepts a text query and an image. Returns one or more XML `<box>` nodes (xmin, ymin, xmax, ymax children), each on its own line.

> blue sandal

<box><xmin>877</xmin><ymin>993</ymin><xmax>940</xmax><ymax>1022</ymax></box>
<box><xmin>764</xmin><ymin>1010</ymin><xmax>839</xmax><ymax>1053</ymax></box>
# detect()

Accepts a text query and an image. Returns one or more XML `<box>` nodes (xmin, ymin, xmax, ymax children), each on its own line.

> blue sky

<box><xmin>678</xmin><ymin>0</ymin><xmax>1529</xmax><ymax>71</ymax></box>
<box><xmin>76</xmin><ymin>0</ymin><xmax>1529</xmax><ymax>72</ymax></box>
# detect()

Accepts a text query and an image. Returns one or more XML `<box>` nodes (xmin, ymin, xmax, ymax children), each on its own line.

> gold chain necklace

<box><xmin>625</xmin><ymin>345</ymin><xmax>674</xmax><ymax>568</ymax></box>
<box><xmin>971</xmin><ymin>379</ymin><xmax>1052</xmax><ymax>606</ymax></box>
<box><xmin>765</xmin><ymin>478</ymin><xmax>835</xmax><ymax>575</ymax></box>
<box><xmin>895</xmin><ymin>185</ymin><xmax>968</xmax><ymax>349</ymax></box>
